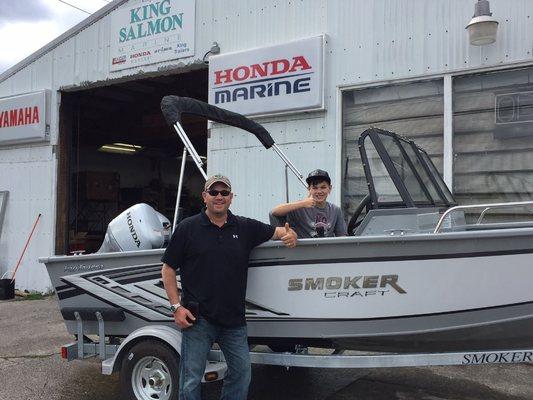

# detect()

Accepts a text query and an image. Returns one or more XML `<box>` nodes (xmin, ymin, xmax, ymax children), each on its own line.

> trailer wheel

<box><xmin>120</xmin><ymin>340</ymin><xmax>179</xmax><ymax>400</ymax></box>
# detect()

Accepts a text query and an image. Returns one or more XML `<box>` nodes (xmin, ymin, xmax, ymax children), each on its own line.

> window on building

<box><xmin>453</xmin><ymin>68</ymin><xmax>533</xmax><ymax>221</ymax></box>
<box><xmin>342</xmin><ymin>79</ymin><xmax>444</xmax><ymax>217</ymax></box>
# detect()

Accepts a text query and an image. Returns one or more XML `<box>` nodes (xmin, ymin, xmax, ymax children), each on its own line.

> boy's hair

<box><xmin>308</xmin><ymin>178</ymin><xmax>331</xmax><ymax>187</ymax></box>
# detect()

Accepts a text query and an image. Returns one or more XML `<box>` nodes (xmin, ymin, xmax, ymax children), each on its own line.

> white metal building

<box><xmin>1</xmin><ymin>0</ymin><xmax>532</xmax><ymax>292</ymax></box>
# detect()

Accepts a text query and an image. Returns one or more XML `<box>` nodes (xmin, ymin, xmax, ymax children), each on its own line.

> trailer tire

<box><xmin>120</xmin><ymin>340</ymin><xmax>179</xmax><ymax>400</ymax></box>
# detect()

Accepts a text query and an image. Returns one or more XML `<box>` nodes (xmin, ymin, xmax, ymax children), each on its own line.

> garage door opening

<box><xmin>56</xmin><ymin>68</ymin><xmax>208</xmax><ymax>254</ymax></box>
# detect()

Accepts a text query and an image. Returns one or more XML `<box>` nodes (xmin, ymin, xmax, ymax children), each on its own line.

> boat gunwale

<box><xmin>40</xmin><ymin>225</ymin><xmax>533</xmax><ymax>265</ymax></box>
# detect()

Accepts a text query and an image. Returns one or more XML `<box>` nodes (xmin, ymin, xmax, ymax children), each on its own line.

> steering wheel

<box><xmin>347</xmin><ymin>194</ymin><xmax>372</xmax><ymax>236</ymax></box>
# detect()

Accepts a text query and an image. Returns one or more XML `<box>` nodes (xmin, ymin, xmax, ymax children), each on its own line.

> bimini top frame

<box><xmin>358</xmin><ymin>128</ymin><xmax>456</xmax><ymax>210</ymax></box>
<box><xmin>160</xmin><ymin>96</ymin><xmax>307</xmax><ymax>229</ymax></box>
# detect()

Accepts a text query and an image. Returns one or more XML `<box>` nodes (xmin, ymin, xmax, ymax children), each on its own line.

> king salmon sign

<box><xmin>0</xmin><ymin>91</ymin><xmax>50</xmax><ymax>146</ymax></box>
<box><xmin>110</xmin><ymin>0</ymin><xmax>195</xmax><ymax>72</ymax></box>
<box><xmin>209</xmin><ymin>36</ymin><xmax>325</xmax><ymax>116</ymax></box>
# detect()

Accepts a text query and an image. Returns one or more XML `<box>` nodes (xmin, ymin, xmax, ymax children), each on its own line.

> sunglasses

<box><xmin>206</xmin><ymin>189</ymin><xmax>231</xmax><ymax>197</ymax></box>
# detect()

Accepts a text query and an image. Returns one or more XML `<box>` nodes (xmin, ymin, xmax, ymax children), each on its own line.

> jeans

<box><xmin>179</xmin><ymin>318</ymin><xmax>251</xmax><ymax>400</ymax></box>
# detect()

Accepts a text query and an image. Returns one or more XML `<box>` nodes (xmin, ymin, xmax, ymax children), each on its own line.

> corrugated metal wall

<box><xmin>0</xmin><ymin>0</ymin><xmax>532</xmax><ymax>291</ymax></box>
<box><xmin>211</xmin><ymin>0</ymin><xmax>533</xmax><ymax>218</ymax></box>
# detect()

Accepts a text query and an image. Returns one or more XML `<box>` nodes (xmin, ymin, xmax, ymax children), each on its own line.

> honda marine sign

<box><xmin>209</xmin><ymin>36</ymin><xmax>325</xmax><ymax>116</ymax></box>
<box><xmin>0</xmin><ymin>90</ymin><xmax>50</xmax><ymax>145</ymax></box>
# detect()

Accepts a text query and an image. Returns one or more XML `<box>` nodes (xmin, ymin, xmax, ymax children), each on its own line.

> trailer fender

<box><xmin>102</xmin><ymin>325</ymin><xmax>181</xmax><ymax>375</ymax></box>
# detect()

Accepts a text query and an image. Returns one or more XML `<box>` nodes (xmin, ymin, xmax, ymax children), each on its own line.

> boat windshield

<box><xmin>363</xmin><ymin>138</ymin><xmax>402</xmax><ymax>203</ymax></box>
<box><xmin>359</xmin><ymin>129</ymin><xmax>456</xmax><ymax>208</ymax></box>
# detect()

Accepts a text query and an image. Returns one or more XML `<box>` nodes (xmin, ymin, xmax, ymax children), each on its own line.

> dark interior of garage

<box><xmin>56</xmin><ymin>68</ymin><xmax>208</xmax><ymax>254</ymax></box>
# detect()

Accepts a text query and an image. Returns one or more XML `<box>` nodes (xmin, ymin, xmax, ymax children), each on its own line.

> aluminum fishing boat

<box><xmin>41</xmin><ymin>97</ymin><xmax>533</xmax><ymax>353</ymax></box>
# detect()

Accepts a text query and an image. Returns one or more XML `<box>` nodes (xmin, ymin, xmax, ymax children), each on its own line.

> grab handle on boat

<box><xmin>434</xmin><ymin>200</ymin><xmax>533</xmax><ymax>233</ymax></box>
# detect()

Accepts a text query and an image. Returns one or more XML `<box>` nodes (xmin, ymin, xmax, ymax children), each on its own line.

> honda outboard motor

<box><xmin>98</xmin><ymin>203</ymin><xmax>171</xmax><ymax>253</ymax></box>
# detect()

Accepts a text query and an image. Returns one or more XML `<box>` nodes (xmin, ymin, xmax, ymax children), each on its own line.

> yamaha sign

<box><xmin>209</xmin><ymin>36</ymin><xmax>325</xmax><ymax>116</ymax></box>
<box><xmin>0</xmin><ymin>90</ymin><xmax>50</xmax><ymax>146</ymax></box>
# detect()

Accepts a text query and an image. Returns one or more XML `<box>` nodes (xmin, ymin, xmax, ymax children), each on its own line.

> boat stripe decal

<box><xmin>57</xmin><ymin>280</ymin><xmax>83</xmax><ymax>300</ymax></box>
<box><xmin>57</xmin><ymin>288</ymin><xmax>84</xmax><ymax>300</ymax></box>
<box><xmin>244</xmin><ymin>300</ymin><xmax>533</xmax><ymax>322</ymax></box>
<box><xmin>57</xmin><ymin>273</ymin><xmax>163</xmax><ymax>299</ymax></box>
<box><xmin>106</xmin><ymin>266</ymin><xmax>162</xmax><ymax>279</ymax></box>
<box><xmin>133</xmin><ymin>284</ymin><xmax>169</xmax><ymax>301</ymax></box>
<box><xmin>62</xmin><ymin>280</ymin><xmax>170</xmax><ymax>323</ymax></box>
<box><xmin>244</xmin><ymin>300</ymin><xmax>289</xmax><ymax>316</ymax></box>
<box><xmin>114</xmin><ymin>273</ymin><xmax>162</xmax><ymax>285</ymax></box>
<box><xmin>248</xmin><ymin>247</ymin><xmax>533</xmax><ymax>267</ymax></box>
<box><xmin>82</xmin><ymin>263</ymin><xmax>163</xmax><ymax>279</ymax></box>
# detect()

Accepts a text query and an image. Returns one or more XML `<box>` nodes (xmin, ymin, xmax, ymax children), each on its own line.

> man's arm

<box><xmin>161</xmin><ymin>263</ymin><xmax>195</xmax><ymax>328</ymax></box>
<box><xmin>272</xmin><ymin>222</ymin><xmax>298</xmax><ymax>248</ymax></box>
<box><xmin>271</xmin><ymin>194</ymin><xmax>315</xmax><ymax>217</ymax></box>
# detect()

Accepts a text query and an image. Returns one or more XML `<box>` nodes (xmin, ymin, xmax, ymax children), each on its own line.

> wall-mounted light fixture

<box><xmin>98</xmin><ymin>143</ymin><xmax>143</xmax><ymax>155</ymax></box>
<box><xmin>202</xmin><ymin>42</ymin><xmax>221</xmax><ymax>64</ymax></box>
<box><xmin>466</xmin><ymin>0</ymin><xmax>499</xmax><ymax>46</ymax></box>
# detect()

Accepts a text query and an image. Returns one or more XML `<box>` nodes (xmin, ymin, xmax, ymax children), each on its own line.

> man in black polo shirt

<box><xmin>161</xmin><ymin>174</ymin><xmax>297</xmax><ymax>400</ymax></box>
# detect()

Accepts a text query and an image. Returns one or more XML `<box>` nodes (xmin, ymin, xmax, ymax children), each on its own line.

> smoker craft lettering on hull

<box><xmin>287</xmin><ymin>274</ymin><xmax>407</xmax><ymax>296</ymax></box>
<box><xmin>40</xmin><ymin>98</ymin><xmax>533</xmax><ymax>353</ymax></box>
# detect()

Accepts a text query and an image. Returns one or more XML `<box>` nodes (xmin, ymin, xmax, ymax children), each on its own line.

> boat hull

<box><xmin>40</xmin><ymin>228</ymin><xmax>533</xmax><ymax>353</ymax></box>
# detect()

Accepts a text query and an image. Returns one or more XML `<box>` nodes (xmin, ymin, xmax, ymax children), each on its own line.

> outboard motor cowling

<box><xmin>98</xmin><ymin>203</ymin><xmax>171</xmax><ymax>253</ymax></box>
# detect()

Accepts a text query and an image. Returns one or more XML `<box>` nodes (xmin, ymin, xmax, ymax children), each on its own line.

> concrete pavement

<box><xmin>1</xmin><ymin>297</ymin><xmax>532</xmax><ymax>399</ymax></box>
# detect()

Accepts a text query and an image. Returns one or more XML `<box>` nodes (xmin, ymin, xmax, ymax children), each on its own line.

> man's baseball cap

<box><xmin>306</xmin><ymin>169</ymin><xmax>331</xmax><ymax>185</ymax></box>
<box><xmin>204</xmin><ymin>174</ymin><xmax>232</xmax><ymax>191</ymax></box>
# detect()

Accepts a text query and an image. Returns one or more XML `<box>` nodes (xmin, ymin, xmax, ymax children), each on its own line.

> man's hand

<box><xmin>301</xmin><ymin>193</ymin><xmax>316</xmax><ymax>208</ymax></box>
<box><xmin>280</xmin><ymin>222</ymin><xmax>297</xmax><ymax>248</ymax></box>
<box><xmin>173</xmin><ymin>306</ymin><xmax>196</xmax><ymax>329</ymax></box>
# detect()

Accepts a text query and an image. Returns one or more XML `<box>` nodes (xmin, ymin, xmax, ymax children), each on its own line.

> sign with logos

<box><xmin>0</xmin><ymin>90</ymin><xmax>50</xmax><ymax>145</ymax></box>
<box><xmin>110</xmin><ymin>0</ymin><xmax>195</xmax><ymax>72</ymax></box>
<box><xmin>209</xmin><ymin>36</ymin><xmax>325</xmax><ymax>116</ymax></box>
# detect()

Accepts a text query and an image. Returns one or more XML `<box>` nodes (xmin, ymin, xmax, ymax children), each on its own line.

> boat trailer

<box><xmin>61</xmin><ymin>310</ymin><xmax>533</xmax><ymax>383</ymax></box>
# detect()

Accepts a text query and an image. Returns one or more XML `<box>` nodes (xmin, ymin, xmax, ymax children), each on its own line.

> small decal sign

<box><xmin>110</xmin><ymin>0</ymin><xmax>195</xmax><ymax>72</ymax></box>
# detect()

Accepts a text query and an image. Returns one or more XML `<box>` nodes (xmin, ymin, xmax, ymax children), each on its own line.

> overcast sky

<box><xmin>0</xmin><ymin>0</ymin><xmax>110</xmax><ymax>74</ymax></box>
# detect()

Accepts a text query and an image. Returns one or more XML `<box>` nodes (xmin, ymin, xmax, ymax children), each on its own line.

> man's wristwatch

<box><xmin>170</xmin><ymin>303</ymin><xmax>182</xmax><ymax>313</ymax></box>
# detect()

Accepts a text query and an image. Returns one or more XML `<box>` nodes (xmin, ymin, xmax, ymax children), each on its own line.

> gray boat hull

<box><xmin>41</xmin><ymin>227</ymin><xmax>533</xmax><ymax>353</ymax></box>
